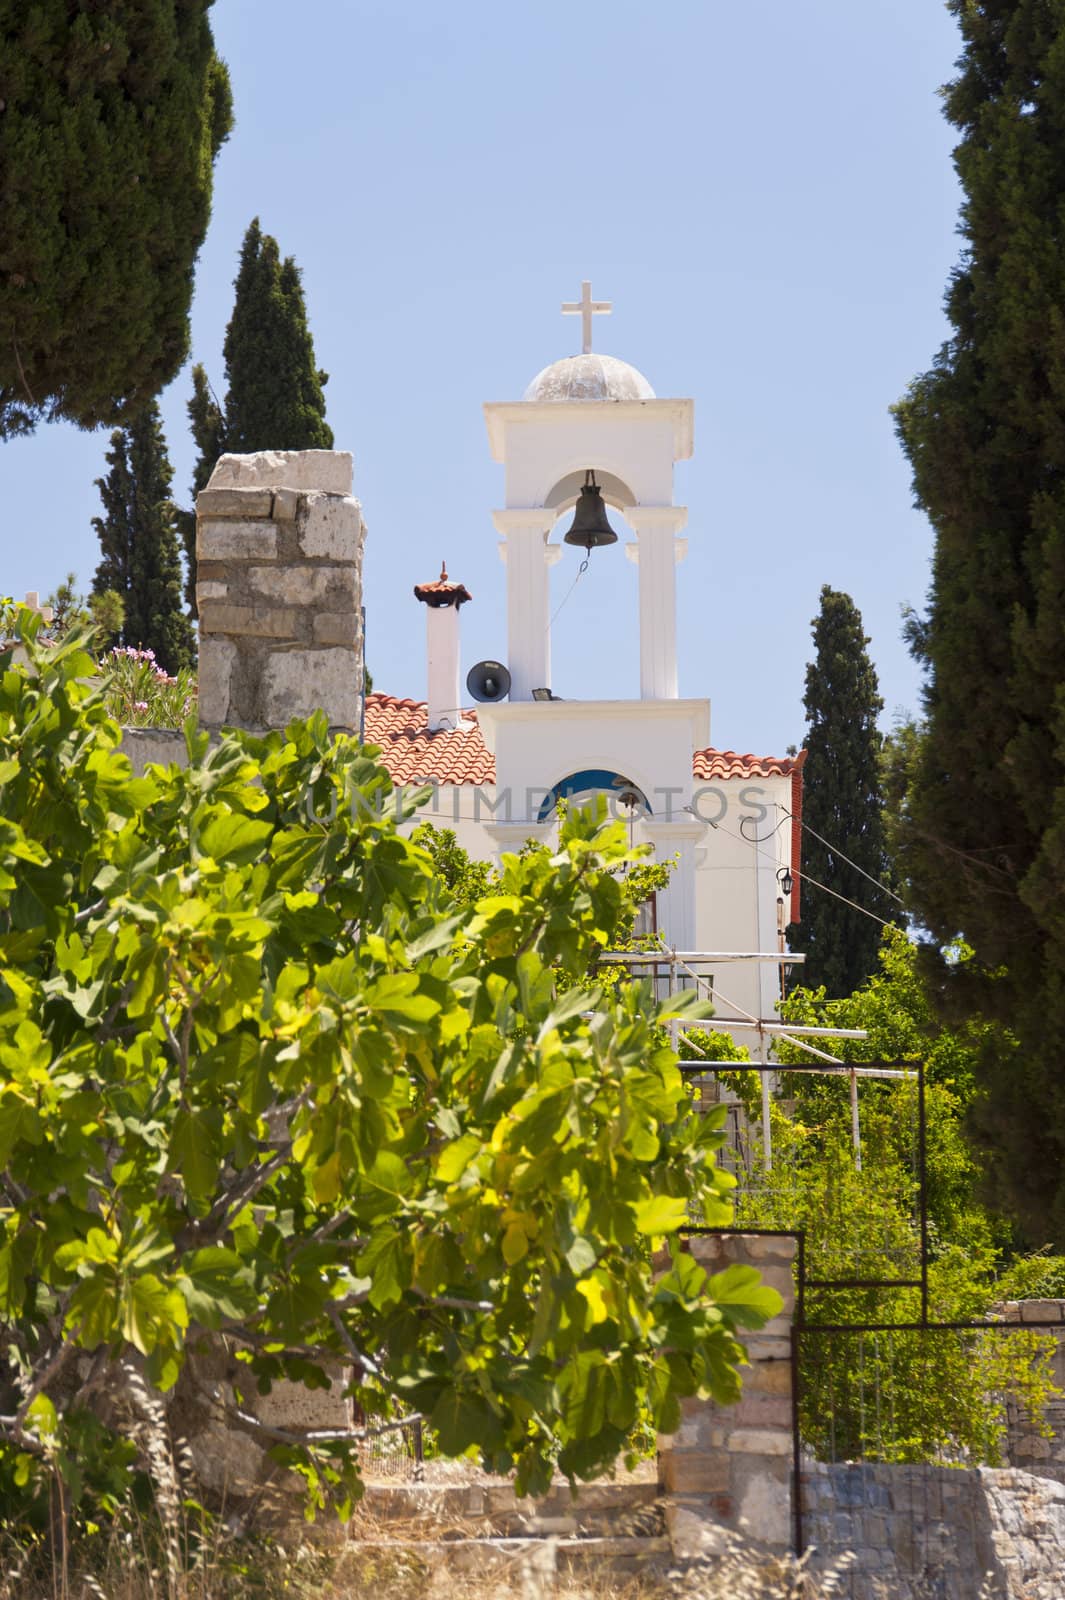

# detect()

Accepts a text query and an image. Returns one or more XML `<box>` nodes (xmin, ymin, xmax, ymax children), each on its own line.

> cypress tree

<box><xmin>894</xmin><ymin>1</ymin><xmax>1065</xmax><ymax>1239</ymax></box>
<box><xmin>183</xmin><ymin>218</ymin><xmax>333</xmax><ymax>597</ymax></box>
<box><xmin>0</xmin><ymin>2</ymin><xmax>232</xmax><ymax>438</ymax></box>
<box><xmin>92</xmin><ymin>402</ymin><xmax>195</xmax><ymax>674</ymax></box>
<box><xmin>789</xmin><ymin>586</ymin><xmax>896</xmax><ymax>996</ymax></box>
<box><xmin>222</xmin><ymin>220</ymin><xmax>333</xmax><ymax>454</ymax></box>
<box><xmin>179</xmin><ymin>365</ymin><xmax>226</xmax><ymax>613</ymax></box>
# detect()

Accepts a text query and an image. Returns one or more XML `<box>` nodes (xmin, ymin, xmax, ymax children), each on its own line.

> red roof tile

<box><xmin>413</xmin><ymin>564</ymin><xmax>472</xmax><ymax>608</ymax></box>
<box><xmin>692</xmin><ymin>748</ymin><xmax>804</xmax><ymax>781</ymax></box>
<box><xmin>364</xmin><ymin>693</ymin><xmax>803</xmax><ymax>791</ymax></box>
<box><xmin>363</xmin><ymin>695</ymin><xmax>495</xmax><ymax>784</ymax></box>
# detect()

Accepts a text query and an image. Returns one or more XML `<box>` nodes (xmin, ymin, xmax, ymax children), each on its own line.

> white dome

<box><xmin>523</xmin><ymin>352</ymin><xmax>656</xmax><ymax>403</ymax></box>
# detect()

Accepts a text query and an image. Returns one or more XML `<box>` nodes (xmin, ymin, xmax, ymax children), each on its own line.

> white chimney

<box><xmin>413</xmin><ymin>563</ymin><xmax>472</xmax><ymax>732</ymax></box>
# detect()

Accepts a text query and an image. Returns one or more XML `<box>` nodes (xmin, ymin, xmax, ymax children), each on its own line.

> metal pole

<box><xmin>918</xmin><ymin>1059</ymin><xmax>929</xmax><ymax>1326</ymax></box>
<box><xmin>850</xmin><ymin>1066</ymin><xmax>861</xmax><ymax>1171</ymax></box>
<box><xmin>760</xmin><ymin>1028</ymin><xmax>773</xmax><ymax>1172</ymax></box>
<box><xmin>792</xmin><ymin>1228</ymin><xmax>805</xmax><ymax>1557</ymax></box>
<box><xmin>697</xmin><ymin>1020</ymin><xmax>869</xmax><ymax>1040</ymax></box>
<box><xmin>791</xmin><ymin>1326</ymin><xmax>803</xmax><ymax>1555</ymax></box>
<box><xmin>677</xmin><ymin>1062</ymin><xmax>915</xmax><ymax>1080</ymax></box>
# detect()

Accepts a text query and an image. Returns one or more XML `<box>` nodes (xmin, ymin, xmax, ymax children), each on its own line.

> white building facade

<box><xmin>367</xmin><ymin>287</ymin><xmax>804</xmax><ymax>1034</ymax></box>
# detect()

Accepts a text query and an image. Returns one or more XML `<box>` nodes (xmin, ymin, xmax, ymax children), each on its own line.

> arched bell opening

<box><xmin>539</xmin><ymin>468</ymin><xmax>642</xmax><ymax>700</ymax></box>
<box><xmin>543</xmin><ymin>468</ymin><xmax>636</xmax><ymax>519</ymax></box>
<box><xmin>536</xmin><ymin>769</ymin><xmax>652</xmax><ymax>824</ymax></box>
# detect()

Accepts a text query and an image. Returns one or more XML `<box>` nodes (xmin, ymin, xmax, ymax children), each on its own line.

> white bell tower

<box><xmin>476</xmin><ymin>285</ymin><xmax>708</xmax><ymax>952</ymax></box>
<box><xmin>483</xmin><ymin>281</ymin><xmax>693</xmax><ymax>703</ymax></box>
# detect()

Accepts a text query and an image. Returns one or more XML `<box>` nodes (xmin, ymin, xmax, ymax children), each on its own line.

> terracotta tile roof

<box><xmin>364</xmin><ymin>693</ymin><xmax>803</xmax><ymax>794</ymax></box>
<box><xmin>413</xmin><ymin>564</ymin><xmax>472</xmax><ymax>608</ymax></box>
<box><xmin>692</xmin><ymin>748</ymin><xmax>804</xmax><ymax>780</ymax></box>
<box><xmin>364</xmin><ymin>694</ymin><xmax>495</xmax><ymax>784</ymax></box>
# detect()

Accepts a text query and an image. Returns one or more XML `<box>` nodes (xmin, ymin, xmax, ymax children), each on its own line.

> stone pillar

<box><xmin>625</xmin><ymin>506</ymin><xmax>688</xmax><ymax>702</ymax></box>
<box><xmin>659</xmin><ymin>1233</ymin><xmax>797</xmax><ymax>1557</ymax></box>
<box><xmin>196</xmin><ymin>450</ymin><xmax>365</xmax><ymax>732</ymax></box>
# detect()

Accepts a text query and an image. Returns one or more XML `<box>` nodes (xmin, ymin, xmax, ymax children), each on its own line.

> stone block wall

<box><xmin>196</xmin><ymin>450</ymin><xmax>366</xmax><ymax>731</ymax></box>
<box><xmin>658</xmin><ymin>1233</ymin><xmax>796</xmax><ymax>1555</ymax></box>
<box><xmin>803</xmin><ymin>1461</ymin><xmax>1065</xmax><ymax>1600</ymax></box>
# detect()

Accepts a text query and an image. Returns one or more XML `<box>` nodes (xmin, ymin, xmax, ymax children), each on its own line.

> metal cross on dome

<box><xmin>562</xmin><ymin>280</ymin><xmax>612</xmax><ymax>355</ymax></box>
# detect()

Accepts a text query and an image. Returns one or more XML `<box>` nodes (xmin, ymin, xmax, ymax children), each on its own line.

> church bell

<box><xmin>563</xmin><ymin>470</ymin><xmax>619</xmax><ymax>550</ymax></box>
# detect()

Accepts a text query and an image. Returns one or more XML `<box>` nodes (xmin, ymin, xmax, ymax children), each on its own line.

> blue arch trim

<box><xmin>536</xmin><ymin>769</ymin><xmax>652</xmax><ymax>823</ymax></box>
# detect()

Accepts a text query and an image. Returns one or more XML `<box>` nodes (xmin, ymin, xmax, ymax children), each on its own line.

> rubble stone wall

<box><xmin>803</xmin><ymin>1460</ymin><xmax>1065</xmax><ymax>1600</ymax></box>
<box><xmin>195</xmin><ymin>450</ymin><xmax>365</xmax><ymax>733</ymax></box>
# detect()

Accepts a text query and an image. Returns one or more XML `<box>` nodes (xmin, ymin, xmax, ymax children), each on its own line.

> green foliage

<box><xmin>788</xmin><ymin>586</ymin><xmax>897</xmax><ymax>996</ymax></box>
<box><xmin>409</xmin><ymin>824</ymin><xmax>497</xmax><ymax>905</ymax></box>
<box><xmin>776</xmin><ymin>929</ymin><xmax>1016</xmax><ymax>1253</ymax></box>
<box><xmin>731</xmin><ymin>931</ymin><xmax>1055</xmax><ymax>1462</ymax></box>
<box><xmin>96</xmin><ymin>646</ymin><xmax>196</xmax><ymax>729</ymax></box>
<box><xmin>410</xmin><ymin>821</ymin><xmax>670</xmax><ymax>938</ymax></box>
<box><xmin>85</xmin><ymin>589</ymin><xmax>125</xmax><ymax>649</ymax></box>
<box><xmin>183</xmin><ymin>219</ymin><xmax>333</xmax><ymax>601</ymax></box>
<box><xmin>610</xmin><ymin>857</ymin><xmax>673</xmax><ymax>949</ymax></box>
<box><xmin>0</xmin><ymin>1</ymin><xmax>232</xmax><ymax>438</ymax></box>
<box><xmin>738</xmin><ymin>1094</ymin><xmax>1052</xmax><ymax>1463</ymax></box>
<box><xmin>879</xmin><ymin>712</ymin><xmax>922</xmax><ymax>905</ymax></box>
<box><xmin>892</xmin><ymin>1</ymin><xmax>1065</xmax><ymax>1243</ymax></box>
<box><xmin>995</xmin><ymin>1251</ymin><xmax>1065</xmax><ymax>1303</ymax></box>
<box><xmin>92</xmin><ymin>402</ymin><xmax>195</xmax><ymax>673</ymax></box>
<box><xmin>40</xmin><ymin>574</ymin><xmax>124</xmax><ymax>648</ymax></box>
<box><xmin>0</xmin><ymin>610</ymin><xmax>778</xmax><ymax>1525</ymax></box>
<box><xmin>178</xmin><ymin>365</ymin><xmax>226</xmax><ymax>614</ymax></box>
<box><xmin>221</xmin><ymin>220</ymin><xmax>333</xmax><ymax>457</ymax></box>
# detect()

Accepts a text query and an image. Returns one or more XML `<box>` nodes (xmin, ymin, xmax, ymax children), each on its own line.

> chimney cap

<box><xmin>414</xmin><ymin>561</ymin><xmax>472</xmax><ymax>609</ymax></box>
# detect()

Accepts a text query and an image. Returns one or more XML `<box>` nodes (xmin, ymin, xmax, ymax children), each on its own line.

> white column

<box><xmin>493</xmin><ymin>509</ymin><xmax>556</xmax><ymax>702</ymax></box>
<box><xmin>425</xmin><ymin>603</ymin><xmax>461</xmax><ymax>731</ymax></box>
<box><xmin>625</xmin><ymin>507</ymin><xmax>688</xmax><ymax>701</ymax></box>
<box><xmin>641</xmin><ymin>819</ymin><xmax>705</xmax><ymax>951</ymax></box>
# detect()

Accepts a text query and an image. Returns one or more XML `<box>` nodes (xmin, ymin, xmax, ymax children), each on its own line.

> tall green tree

<box><xmin>92</xmin><ymin>402</ymin><xmax>195</xmax><ymax>673</ymax></box>
<box><xmin>182</xmin><ymin>220</ymin><xmax>333</xmax><ymax>605</ymax></box>
<box><xmin>0</xmin><ymin>2</ymin><xmax>232</xmax><ymax>439</ymax></box>
<box><xmin>221</xmin><ymin>219</ymin><xmax>333</xmax><ymax>455</ymax></box>
<box><xmin>893</xmin><ymin>1</ymin><xmax>1065</xmax><ymax>1241</ymax></box>
<box><xmin>788</xmin><ymin>585</ymin><xmax>896</xmax><ymax>995</ymax></box>
<box><xmin>178</xmin><ymin>365</ymin><xmax>226</xmax><ymax>612</ymax></box>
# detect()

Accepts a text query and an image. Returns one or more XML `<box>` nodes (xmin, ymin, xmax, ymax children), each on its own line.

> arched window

<box><xmin>536</xmin><ymin>769</ymin><xmax>652</xmax><ymax>824</ymax></box>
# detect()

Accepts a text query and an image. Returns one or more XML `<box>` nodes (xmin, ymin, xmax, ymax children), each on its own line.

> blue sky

<box><xmin>4</xmin><ymin>0</ymin><xmax>963</xmax><ymax>758</ymax></box>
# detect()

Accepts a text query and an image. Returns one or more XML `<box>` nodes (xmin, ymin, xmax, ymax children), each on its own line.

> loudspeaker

<box><xmin>466</xmin><ymin>660</ymin><xmax>511</xmax><ymax>703</ymax></box>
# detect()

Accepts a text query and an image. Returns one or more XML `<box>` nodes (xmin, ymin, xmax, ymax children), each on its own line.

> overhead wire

<box><xmin>740</xmin><ymin>809</ymin><xmax>905</xmax><ymax>907</ymax></box>
<box><xmin>710</xmin><ymin>814</ymin><xmax>897</xmax><ymax>931</ymax></box>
